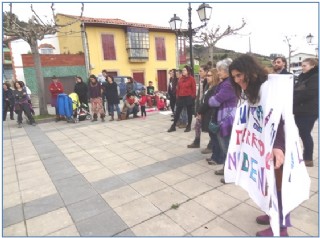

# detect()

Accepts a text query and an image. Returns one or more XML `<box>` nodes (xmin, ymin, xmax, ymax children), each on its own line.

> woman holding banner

<box><xmin>229</xmin><ymin>54</ymin><xmax>291</xmax><ymax>236</ymax></box>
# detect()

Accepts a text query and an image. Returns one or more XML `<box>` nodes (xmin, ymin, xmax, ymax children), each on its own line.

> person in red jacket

<box><xmin>49</xmin><ymin>75</ymin><xmax>64</xmax><ymax>120</ymax></box>
<box><xmin>168</xmin><ymin>65</ymin><xmax>196</xmax><ymax>132</ymax></box>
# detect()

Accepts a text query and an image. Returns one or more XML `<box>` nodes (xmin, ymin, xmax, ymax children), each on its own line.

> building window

<box><xmin>40</xmin><ymin>48</ymin><xmax>53</xmax><ymax>54</ymax></box>
<box><xmin>126</xmin><ymin>27</ymin><xmax>149</xmax><ymax>61</ymax></box>
<box><xmin>102</xmin><ymin>34</ymin><xmax>116</xmax><ymax>60</ymax></box>
<box><xmin>178</xmin><ymin>36</ymin><xmax>187</xmax><ymax>64</ymax></box>
<box><xmin>155</xmin><ymin>37</ymin><xmax>166</xmax><ymax>60</ymax></box>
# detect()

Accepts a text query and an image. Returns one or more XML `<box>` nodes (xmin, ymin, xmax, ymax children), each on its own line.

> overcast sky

<box><xmin>3</xmin><ymin>1</ymin><xmax>319</xmax><ymax>57</ymax></box>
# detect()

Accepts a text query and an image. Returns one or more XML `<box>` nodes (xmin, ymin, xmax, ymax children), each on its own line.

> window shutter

<box><xmin>102</xmin><ymin>34</ymin><xmax>116</xmax><ymax>60</ymax></box>
<box><xmin>156</xmin><ymin>37</ymin><xmax>166</xmax><ymax>60</ymax></box>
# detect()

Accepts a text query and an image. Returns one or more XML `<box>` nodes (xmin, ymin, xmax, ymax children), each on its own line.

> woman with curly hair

<box><xmin>229</xmin><ymin>54</ymin><xmax>290</xmax><ymax>236</ymax></box>
<box><xmin>167</xmin><ymin>65</ymin><xmax>196</xmax><ymax>133</ymax></box>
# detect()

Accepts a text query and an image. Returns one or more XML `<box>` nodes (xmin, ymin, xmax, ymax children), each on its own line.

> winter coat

<box><xmin>88</xmin><ymin>82</ymin><xmax>103</xmax><ymax>99</ymax></box>
<box><xmin>208</xmin><ymin>77</ymin><xmax>238</xmax><ymax>137</ymax></box>
<box><xmin>293</xmin><ymin>66</ymin><xmax>319</xmax><ymax>116</ymax></box>
<box><xmin>168</xmin><ymin>77</ymin><xmax>178</xmax><ymax>98</ymax></box>
<box><xmin>197</xmin><ymin>85</ymin><xmax>216</xmax><ymax>133</ymax></box>
<box><xmin>3</xmin><ymin>88</ymin><xmax>15</xmax><ymax>107</ymax></box>
<box><xmin>49</xmin><ymin>81</ymin><xmax>64</xmax><ymax>107</ymax></box>
<box><xmin>74</xmin><ymin>81</ymin><xmax>88</xmax><ymax>100</ymax></box>
<box><xmin>176</xmin><ymin>75</ymin><xmax>196</xmax><ymax>98</ymax></box>
<box><xmin>105</xmin><ymin>81</ymin><xmax>120</xmax><ymax>105</ymax></box>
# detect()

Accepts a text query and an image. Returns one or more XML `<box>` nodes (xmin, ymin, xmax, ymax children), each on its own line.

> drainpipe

<box><xmin>81</xmin><ymin>22</ymin><xmax>90</xmax><ymax>79</ymax></box>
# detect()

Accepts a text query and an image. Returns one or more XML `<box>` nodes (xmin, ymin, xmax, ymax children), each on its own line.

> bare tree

<box><xmin>3</xmin><ymin>3</ymin><xmax>83</xmax><ymax>115</ymax></box>
<box><xmin>284</xmin><ymin>35</ymin><xmax>297</xmax><ymax>72</ymax></box>
<box><xmin>194</xmin><ymin>19</ymin><xmax>246</xmax><ymax>62</ymax></box>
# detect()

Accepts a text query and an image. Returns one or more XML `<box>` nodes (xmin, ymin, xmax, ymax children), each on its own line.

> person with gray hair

<box><xmin>207</xmin><ymin>58</ymin><xmax>238</xmax><ymax>176</ymax></box>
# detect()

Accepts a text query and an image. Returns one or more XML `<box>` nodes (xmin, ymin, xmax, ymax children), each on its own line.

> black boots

<box><xmin>92</xmin><ymin>113</ymin><xmax>98</xmax><ymax>122</ymax></box>
<box><xmin>184</xmin><ymin>125</ymin><xmax>191</xmax><ymax>132</ymax></box>
<box><xmin>187</xmin><ymin>138</ymin><xmax>200</xmax><ymax>148</ymax></box>
<box><xmin>167</xmin><ymin>124</ymin><xmax>176</xmax><ymax>132</ymax></box>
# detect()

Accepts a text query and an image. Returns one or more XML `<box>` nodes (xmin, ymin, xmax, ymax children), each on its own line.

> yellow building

<box><xmin>56</xmin><ymin>13</ymin><xmax>177</xmax><ymax>91</ymax></box>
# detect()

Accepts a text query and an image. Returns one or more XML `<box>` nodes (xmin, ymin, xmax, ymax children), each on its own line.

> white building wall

<box><xmin>10</xmin><ymin>34</ymin><xmax>60</xmax><ymax>83</ymax></box>
<box><xmin>288</xmin><ymin>52</ymin><xmax>317</xmax><ymax>73</ymax></box>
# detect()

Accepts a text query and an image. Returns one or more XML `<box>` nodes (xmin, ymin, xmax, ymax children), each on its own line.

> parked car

<box><xmin>113</xmin><ymin>76</ymin><xmax>145</xmax><ymax>99</ymax></box>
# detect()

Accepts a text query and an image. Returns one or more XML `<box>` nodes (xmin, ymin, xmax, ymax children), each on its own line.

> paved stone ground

<box><xmin>2</xmin><ymin>107</ymin><xmax>318</xmax><ymax>236</ymax></box>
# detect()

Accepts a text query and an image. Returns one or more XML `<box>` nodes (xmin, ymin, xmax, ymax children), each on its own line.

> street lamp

<box><xmin>169</xmin><ymin>2</ymin><xmax>212</xmax><ymax>76</ymax></box>
<box><xmin>306</xmin><ymin>33</ymin><xmax>318</xmax><ymax>57</ymax></box>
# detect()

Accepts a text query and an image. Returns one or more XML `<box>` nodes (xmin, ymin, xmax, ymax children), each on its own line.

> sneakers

<box><xmin>18</xmin><ymin>123</ymin><xmax>22</xmax><ymax>128</ymax></box>
<box><xmin>201</xmin><ymin>148</ymin><xmax>212</xmax><ymax>154</ymax></box>
<box><xmin>304</xmin><ymin>160</ymin><xmax>314</xmax><ymax>167</ymax></box>
<box><xmin>214</xmin><ymin>169</ymin><xmax>224</xmax><ymax>175</ymax></box>
<box><xmin>256</xmin><ymin>227</ymin><xmax>288</xmax><ymax>237</ymax></box>
<box><xmin>256</xmin><ymin>214</ymin><xmax>270</xmax><ymax>225</ymax></box>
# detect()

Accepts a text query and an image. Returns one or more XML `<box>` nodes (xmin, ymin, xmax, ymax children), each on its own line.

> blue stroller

<box><xmin>56</xmin><ymin>94</ymin><xmax>74</xmax><ymax>122</ymax></box>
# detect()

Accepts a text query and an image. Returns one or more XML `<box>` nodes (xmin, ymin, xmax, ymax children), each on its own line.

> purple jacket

<box><xmin>208</xmin><ymin>77</ymin><xmax>238</xmax><ymax>137</ymax></box>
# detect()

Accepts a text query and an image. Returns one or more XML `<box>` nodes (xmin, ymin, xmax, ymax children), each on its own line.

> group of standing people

<box><xmin>3</xmin><ymin>80</ymin><xmax>36</xmax><ymax>127</ymax></box>
<box><xmin>166</xmin><ymin>54</ymin><xmax>318</xmax><ymax>236</ymax></box>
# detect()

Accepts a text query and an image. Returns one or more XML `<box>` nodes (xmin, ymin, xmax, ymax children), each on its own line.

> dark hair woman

<box><xmin>13</xmin><ymin>81</ymin><xmax>36</xmax><ymax>127</ymax></box>
<box><xmin>105</xmin><ymin>75</ymin><xmax>121</xmax><ymax>121</ymax></box>
<box><xmin>167</xmin><ymin>68</ymin><xmax>178</xmax><ymax>115</ymax></box>
<box><xmin>168</xmin><ymin>65</ymin><xmax>196</xmax><ymax>132</ymax></box>
<box><xmin>229</xmin><ymin>54</ymin><xmax>290</xmax><ymax>236</ymax></box>
<box><xmin>3</xmin><ymin>82</ymin><xmax>15</xmax><ymax>121</ymax></box>
<box><xmin>74</xmin><ymin>76</ymin><xmax>88</xmax><ymax>105</ymax></box>
<box><xmin>88</xmin><ymin>74</ymin><xmax>105</xmax><ymax>122</ymax></box>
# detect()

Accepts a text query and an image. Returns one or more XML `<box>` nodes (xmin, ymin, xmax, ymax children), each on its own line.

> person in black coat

<box><xmin>74</xmin><ymin>76</ymin><xmax>88</xmax><ymax>105</ymax></box>
<box><xmin>167</xmin><ymin>69</ymin><xmax>178</xmax><ymax>114</ymax></box>
<box><xmin>105</xmin><ymin>76</ymin><xmax>121</xmax><ymax>121</ymax></box>
<box><xmin>293</xmin><ymin>58</ymin><xmax>318</xmax><ymax>167</ymax></box>
<box><xmin>3</xmin><ymin>82</ymin><xmax>15</xmax><ymax>121</ymax></box>
<box><xmin>187</xmin><ymin>68</ymin><xmax>221</xmax><ymax>165</ymax></box>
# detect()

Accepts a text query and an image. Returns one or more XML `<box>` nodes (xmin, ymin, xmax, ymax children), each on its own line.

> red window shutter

<box><xmin>102</xmin><ymin>34</ymin><xmax>116</xmax><ymax>60</ymax></box>
<box><xmin>155</xmin><ymin>37</ymin><xmax>166</xmax><ymax>60</ymax></box>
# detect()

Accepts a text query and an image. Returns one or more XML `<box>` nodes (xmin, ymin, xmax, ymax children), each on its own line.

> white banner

<box><xmin>224</xmin><ymin>74</ymin><xmax>310</xmax><ymax>236</ymax></box>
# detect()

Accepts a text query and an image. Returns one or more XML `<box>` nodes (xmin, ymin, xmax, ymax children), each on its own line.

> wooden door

<box><xmin>44</xmin><ymin>76</ymin><xmax>76</xmax><ymax>104</ymax></box>
<box><xmin>132</xmin><ymin>72</ymin><xmax>144</xmax><ymax>85</ymax></box>
<box><xmin>157</xmin><ymin>70</ymin><xmax>167</xmax><ymax>92</ymax></box>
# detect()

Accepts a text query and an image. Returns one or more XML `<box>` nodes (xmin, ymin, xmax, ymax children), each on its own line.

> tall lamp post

<box><xmin>306</xmin><ymin>33</ymin><xmax>318</xmax><ymax>57</ymax></box>
<box><xmin>169</xmin><ymin>3</ymin><xmax>212</xmax><ymax>76</ymax></box>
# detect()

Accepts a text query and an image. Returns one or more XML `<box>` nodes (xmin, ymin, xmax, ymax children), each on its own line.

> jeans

<box><xmin>127</xmin><ymin>104</ymin><xmax>139</xmax><ymax>117</ymax></box>
<box><xmin>294</xmin><ymin>115</ymin><xmax>318</xmax><ymax>161</ymax></box>
<box><xmin>108</xmin><ymin>104</ymin><xmax>121</xmax><ymax>117</ymax></box>
<box><xmin>217</xmin><ymin>133</ymin><xmax>231</xmax><ymax>164</ymax></box>
<box><xmin>16</xmin><ymin>103</ymin><xmax>35</xmax><ymax>124</ymax></box>
<box><xmin>176</xmin><ymin>106</ymin><xmax>189</xmax><ymax>125</ymax></box>
<box><xmin>209</xmin><ymin>132</ymin><xmax>223</xmax><ymax>164</ymax></box>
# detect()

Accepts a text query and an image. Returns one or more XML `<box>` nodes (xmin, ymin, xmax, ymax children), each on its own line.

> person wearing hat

<box><xmin>49</xmin><ymin>75</ymin><xmax>64</xmax><ymax>121</ymax></box>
